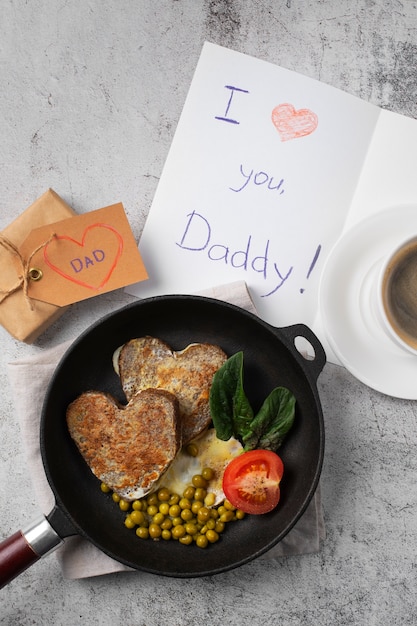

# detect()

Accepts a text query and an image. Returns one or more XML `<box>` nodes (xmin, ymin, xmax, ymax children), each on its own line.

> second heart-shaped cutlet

<box><xmin>117</xmin><ymin>336</ymin><xmax>228</xmax><ymax>444</ymax></box>
<box><xmin>66</xmin><ymin>388</ymin><xmax>181</xmax><ymax>500</ymax></box>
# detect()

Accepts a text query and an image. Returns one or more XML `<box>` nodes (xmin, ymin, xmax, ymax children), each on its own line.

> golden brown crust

<box><xmin>66</xmin><ymin>388</ymin><xmax>181</xmax><ymax>499</ymax></box>
<box><xmin>118</xmin><ymin>337</ymin><xmax>227</xmax><ymax>444</ymax></box>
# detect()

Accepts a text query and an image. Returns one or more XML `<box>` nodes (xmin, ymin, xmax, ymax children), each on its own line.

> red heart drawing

<box><xmin>43</xmin><ymin>223</ymin><xmax>124</xmax><ymax>290</ymax></box>
<box><xmin>271</xmin><ymin>103</ymin><xmax>318</xmax><ymax>142</ymax></box>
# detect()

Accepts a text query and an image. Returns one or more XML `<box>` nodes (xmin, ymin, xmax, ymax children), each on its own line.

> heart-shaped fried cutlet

<box><xmin>66</xmin><ymin>388</ymin><xmax>181</xmax><ymax>500</ymax></box>
<box><xmin>117</xmin><ymin>336</ymin><xmax>228</xmax><ymax>444</ymax></box>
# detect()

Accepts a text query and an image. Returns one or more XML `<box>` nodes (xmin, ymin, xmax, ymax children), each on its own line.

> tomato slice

<box><xmin>222</xmin><ymin>449</ymin><xmax>284</xmax><ymax>515</ymax></box>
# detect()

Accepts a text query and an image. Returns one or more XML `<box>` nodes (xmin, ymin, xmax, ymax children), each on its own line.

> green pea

<box><xmin>124</xmin><ymin>516</ymin><xmax>136</xmax><ymax>529</ymax></box>
<box><xmin>215</xmin><ymin>521</ymin><xmax>225</xmax><ymax>533</ymax></box>
<box><xmin>186</xmin><ymin>443</ymin><xmax>199</xmax><ymax>457</ymax></box>
<box><xmin>119</xmin><ymin>499</ymin><xmax>130</xmax><ymax>512</ymax></box>
<box><xmin>152</xmin><ymin>512</ymin><xmax>165</xmax><ymax>526</ymax></box>
<box><xmin>161</xmin><ymin>518</ymin><xmax>173</xmax><ymax>530</ymax></box>
<box><xmin>202</xmin><ymin>467</ymin><xmax>214</xmax><ymax>481</ymax></box>
<box><xmin>179</xmin><ymin>498</ymin><xmax>191</xmax><ymax>510</ymax></box>
<box><xmin>149</xmin><ymin>523</ymin><xmax>162</xmax><ymax>539</ymax></box>
<box><xmin>147</xmin><ymin>493</ymin><xmax>159</xmax><ymax>506</ymax></box>
<box><xmin>147</xmin><ymin>504</ymin><xmax>159</xmax><ymax>516</ymax></box>
<box><xmin>197</xmin><ymin>507</ymin><xmax>211</xmax><ymax>524</ymax></box>
<box><xmin>159</xmin><ymin>502</ymin><xmax>170</xmax><ymax>516</ymax></box>
<box><xmin>192</xmin><ymin>474</ymin><xmax>208</xmax><ymax>489</ymax></box>
<box><xmin>168</xmin><ymin>493</ymin><xmax>180</xmax><ymax>505</ymax></box>
<box><xmin>180</xmin><ymin>508</ymin><xmax>194</xmax><ymax>522</ymax></box>
<box><xmin>136</xmin><ymin>527</ymin><xmax>149</xmax><ymax>539</ymax></box>
<box><xmin>206</xmin><ymin>529</ymin><xmax>219</xmax><ymax>543</ymax></box>
<box><xmin>169</xmin><ymin>504</ymin><xmax>181</xmax><ymax>518</ymax></box>
<box><xmin>182</xmin><ymin>486</ymin><xmax>195</xmax><ymax>500</ymax></box>
<box><xmin>184</xmin><ymin>523</ymin><xmax>198</xmax><ymax>536</ymax></box>
<box><xmin>204</xmin><ymin>492</ymin><xmax>216</xmax><ymax>507</ymax></box>
<box><xmin>157</xmin><ymin>488</ymin><xmax>171</xmax><ymax>502</ymax></box>
<box><xmin>196</xmin><ymin>534</ymin><xmax>209</xmax><ymax>548</ymax></box>
<box><xmin>179</xmin><ymin>534</ymin><xmax>193</xmax><ymax>545</ymax></box>
<box><xmin>194</xmin><ymin>487</ymin><xmax>207</xmax><ymax>502</ymax></box>
<box><xmin>130</xmin><ymin>510</ymin><xmax>145</xmax><ymax>525</ymax></box>
<box><xmin>172</xmin><ymin>525</ymin><xmax>186</xmax><ymax>539</ymax></box>
<box><xmin>191</xmin><ymin>500</ymin><xmax>203</xmax><ymax>514</ymax></box>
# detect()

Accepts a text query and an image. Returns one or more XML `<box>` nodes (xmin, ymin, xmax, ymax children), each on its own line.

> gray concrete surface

<box><xmin>1</xmin><ymin>1</ymin><xmax>417</xmax><ymax>624</ymax></box>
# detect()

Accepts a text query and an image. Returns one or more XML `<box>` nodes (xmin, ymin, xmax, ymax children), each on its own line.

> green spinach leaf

<box><xmin>242</xmin><ymin>386</ymin><xmax>296</xmax><ymax>451</ymax></box>
<box><xmin>209</xmin><ymin>352</ymin><xmax>254</xmax><ymax>441</ymax></box>
<box><xmin>210</xmin><ymin>351</ymin><xmax>296</xmax><ymax>451</ymax></box>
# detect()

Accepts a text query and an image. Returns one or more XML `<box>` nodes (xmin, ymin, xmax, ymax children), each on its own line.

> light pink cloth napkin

<box><xmin>7</xmin><ymin>281</ymin><xmax>325</xmax><ymax>579</ymax></box>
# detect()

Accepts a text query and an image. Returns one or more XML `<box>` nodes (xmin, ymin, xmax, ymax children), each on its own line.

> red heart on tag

<box><xmin>271</xmin><ymin>103</ymin><xmax>318</xmax><ymax>141</ymax></box>
<box><xmin>43</xmin><ymin>224</ymin><xmax>123</xmax><ymax>290</ymax></box>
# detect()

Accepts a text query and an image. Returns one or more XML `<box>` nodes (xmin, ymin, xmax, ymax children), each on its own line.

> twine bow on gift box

<box><xmin>0</xmin><ymin>233</ymin><xmax>56</xmax><ymax>309</ymax></box>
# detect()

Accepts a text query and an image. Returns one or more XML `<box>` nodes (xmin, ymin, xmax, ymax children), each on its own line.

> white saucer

<box><xmin>319</xmin><ymin>205</ymin><xmax>417</xmax><ymax>399</ymax></box>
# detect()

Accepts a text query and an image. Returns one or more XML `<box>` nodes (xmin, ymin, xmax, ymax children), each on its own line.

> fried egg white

<box><xmin>154</xmin><ymin>428</ymin><xmax>243</xmax><ymax>506</ymax></box>
<box><xmin>112</xmin><ymin>345</ymin><xmax>122</xmax><ymax>375</ymax></box>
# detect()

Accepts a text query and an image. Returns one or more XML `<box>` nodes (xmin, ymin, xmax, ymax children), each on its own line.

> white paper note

<box><xmin>128</xmin><ymin>42</ymin><xmax>417</xmax><ymax>362</ymax></box>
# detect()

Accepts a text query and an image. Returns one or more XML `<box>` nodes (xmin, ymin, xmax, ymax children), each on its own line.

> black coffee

<box><xmin>382</xmin><ymin>241</ymin><xmax>417</xmax><ymax>350</ymax></box>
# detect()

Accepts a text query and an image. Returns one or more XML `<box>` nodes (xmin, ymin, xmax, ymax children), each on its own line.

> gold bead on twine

<box><xmin>0</xmin><ymin>232</ymin><xmax>56</xmax><ymax>310</ymax></box>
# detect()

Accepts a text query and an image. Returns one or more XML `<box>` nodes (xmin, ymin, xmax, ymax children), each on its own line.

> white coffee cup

<box><xmin>377</xmin><ymin>235</ymin><xmax>417</xmax><ymax>356</ymax></box>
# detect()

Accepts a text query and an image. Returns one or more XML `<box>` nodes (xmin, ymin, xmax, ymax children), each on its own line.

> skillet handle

<box><xmin>0</xmin><ymin>516</ymin><xmax>63</xmax><ymax>589</ymax></box>
<box><xmin>278</xmin><ymin>323</ymin><xmax>327</xmax><ymax>383</ymax></box>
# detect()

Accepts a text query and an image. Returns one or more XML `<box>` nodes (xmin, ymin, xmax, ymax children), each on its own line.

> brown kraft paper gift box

<box><xmin>0</xmin><ymin>189</ymin><xmax>75</xmax><ymax>343</ymax></box>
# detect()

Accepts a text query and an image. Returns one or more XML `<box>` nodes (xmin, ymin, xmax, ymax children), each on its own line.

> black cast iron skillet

<box><xmin>0</xmin><ymin>295</ymin><xmax>325</xmax><ymax>586</ymax></box>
